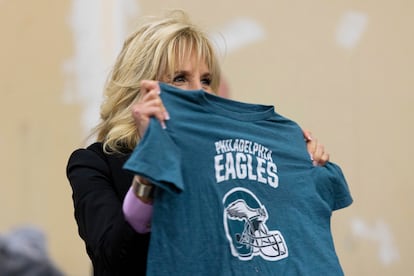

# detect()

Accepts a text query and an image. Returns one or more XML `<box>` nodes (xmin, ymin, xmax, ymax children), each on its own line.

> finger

<box><xmin>136</xmin><ymin>79</ymin><xmax>168</xmax><ymax>110</ymax></box>
<box><xmin>306</xmin><ymin>138</ymin><xmax>318</xmax><ymax>159</ymax></box>
<box><xmin>312</xmin><ymin>143</ymin><xmax>328</xmax><ymax>166</ymax></box>
<box><xmin>320</xmin><ymin>152</ymin><xmax>330</xmax><ymax>164</ymax></box>
<box><xmin>313</xmin><ymin>152</ymin><xmax>329</xmax><ymax>166</ymax></box>
<box><xmin>132</xmin><ymin>97</ymin><xmax>169</xmax><ymax>135</ymax></box>
<box><xmin>140</xmin><ymin>80</ymin><xmax>160</xmax><ymax>95</ymax></box>
<box><xmin>143</xmin><ymin>106</ymin><xmax>168</xmax><ymax>129</ymax></box>
<box><xmin>302</xmin><ymin>129</ymin><xmax>313</xmax><ymax>142</ymax></box>
<box><xmin>313</xmin><ymin>143</ymin><xmax>324</xmax><ymax>159</ymax></box>
<box><xmin>139</xmin><ymin>83</ymin><xmax>170</xmax><ymax>121</ymax></box>
<box><xmin>140</xmin><ymin>92</ymin><xmax>169</xmax><ymax>117</ymax></box>
<box><xmin>144</xmin><ymin>96</ymin><xmax>170</xmax><ymax>121</ymax></box>
<box><xmin>132</xmin><ymin>103</ymin><xmax>168</xmax><ymax>127</ymax></box>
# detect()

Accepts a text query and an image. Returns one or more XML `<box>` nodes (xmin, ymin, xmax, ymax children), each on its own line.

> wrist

<box><xmin>132</xmin><ymin>176</ymin><xmax>154</xmax><ymax>203</ymax></box>
<box><xmin>123</xmin><ymin>186</ymin><xmax>153</xmax><ymax>233</ymax></box>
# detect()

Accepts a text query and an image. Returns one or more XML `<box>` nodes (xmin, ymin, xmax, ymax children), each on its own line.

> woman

<box><xmin>67</xmin><ymin>10</ymin><xmax>331</xmax><ymax>275</ymax></box>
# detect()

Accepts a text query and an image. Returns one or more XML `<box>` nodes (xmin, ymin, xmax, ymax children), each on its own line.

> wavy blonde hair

<box><xmin>92</xmin><ymin>10</ymin><xmax>221</xmax><ymax>154</ymax></box>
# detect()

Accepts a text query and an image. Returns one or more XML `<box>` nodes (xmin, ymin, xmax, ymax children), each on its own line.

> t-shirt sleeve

<box><xmin>315</xmin><ymin>162</ymin><xmax>353</xmax><ymax>211</ymax></box>
<box><xmin>123</xmin><ymin>117</ymin><xmax>184</xmax><ymax>193</ymax></box>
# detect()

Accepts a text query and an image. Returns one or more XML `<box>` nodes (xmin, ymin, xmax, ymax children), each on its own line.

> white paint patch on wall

<box><xmin>209</xmin><ymin>18</ymin><xmax>266</xmax><ymax>57</ymax></box>
<box><xmin>109</xmin><ymin>0</ymin><xmax>139</xmax><ymax>58</ymax></box>
<box><xmin>351</xmin><ymin>217</ymin><xmax>399</xmax><ymax>266</ymax></box>
<box><xmin>63</xmin><ymin>0</ymin><xmax>139</xmax><ymax>138</ymax></box>
<box><xmin>335</xmin><ymin>11</ymin><xmax>368</xmax><ymax>49</ymax></box>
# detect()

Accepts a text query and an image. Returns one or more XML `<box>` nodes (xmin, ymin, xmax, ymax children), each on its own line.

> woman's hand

<box><xmin>303</xmin><ymin>130</ymin><xmax>330</xmax><ymax>166</ymax></box>
<box><xmin>131</xmin><ymin>80</ymin><xmax>170</xmax><ymax>137</ymax></box>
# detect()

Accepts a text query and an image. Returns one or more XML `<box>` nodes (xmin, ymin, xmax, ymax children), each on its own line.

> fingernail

<box><xmin>164</xmin><ymin>111</ymin><xmax>170</xmax><ymax>120</ymax></box>
<box><xmin>309</xmin><ymin>153</ymin><xmax>314</xmax><ymax>161</ymax></box>
<box><xmin>161</xmin><ymin>121</ymin><xmax>167</xmax><ymax>129</ymax></box>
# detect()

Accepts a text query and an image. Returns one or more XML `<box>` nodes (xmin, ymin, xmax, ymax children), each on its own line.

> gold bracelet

<box><xmin>133</xmin><ymin>177</ymin><xmax>154</xmax><ymax>202</ymax></box>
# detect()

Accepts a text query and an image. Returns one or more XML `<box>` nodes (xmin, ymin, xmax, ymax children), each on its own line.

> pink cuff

<box><xmin>122</xmin><ymin>186</ymin><xmax>153</xmax><ymax>233</ymax></box>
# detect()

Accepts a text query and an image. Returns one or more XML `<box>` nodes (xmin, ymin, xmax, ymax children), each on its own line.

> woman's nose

<box><xmin>189</xmin><ymin>80</ymin><xmax>202</xmax><ymax>90</ymax></box>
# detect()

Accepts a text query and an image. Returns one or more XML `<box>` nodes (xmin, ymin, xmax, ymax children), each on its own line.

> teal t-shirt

<box><xmin>124</xmin><ymin>83</ymin><xmax>352</xmax><ymax>276</ymax></box>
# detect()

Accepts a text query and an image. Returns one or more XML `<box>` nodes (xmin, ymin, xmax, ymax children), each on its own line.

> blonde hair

<box><xmin>92</xmin><ymin>10</ymin><xmax>221</xmax><ymax>154</ymax></box>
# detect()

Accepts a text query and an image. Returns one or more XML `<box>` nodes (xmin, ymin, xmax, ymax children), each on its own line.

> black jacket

<box><xmin>66</xmin><ymin>142</ymin><xmax>149</xmax><ymax>276</ymax></box>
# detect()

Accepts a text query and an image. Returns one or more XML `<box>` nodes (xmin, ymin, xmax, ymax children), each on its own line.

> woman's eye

<box><xmin>201</xmin><ymin>78</ymin><xmax>211</xmax><ymax>86</ymax></box>
<box><xmin>173</xmin><ymin>75</ymin><xmax>186</xmax><ymax>83</ymax></box>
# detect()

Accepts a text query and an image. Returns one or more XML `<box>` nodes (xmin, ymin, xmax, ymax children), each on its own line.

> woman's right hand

<box><xmin>131</xmin><ymin>80</ymin><xmax>170</xmax><ymax>137</ymax></box>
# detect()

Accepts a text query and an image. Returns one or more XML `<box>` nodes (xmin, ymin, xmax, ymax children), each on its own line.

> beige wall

<box><xmin>1</xmin><ymin>0</ymin><xmax>413</xmax><ymax>275</ymax></box>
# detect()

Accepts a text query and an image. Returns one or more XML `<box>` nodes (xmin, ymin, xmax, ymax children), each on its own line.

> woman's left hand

<box><xmin>303</xmin><ymin>130</ymin><xmax>330</xmax><ymax>166</ymax></box>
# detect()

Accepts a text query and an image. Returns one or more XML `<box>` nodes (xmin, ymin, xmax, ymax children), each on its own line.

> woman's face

<box><xmin>164</xmin><ymin>54</ymin><xmax>214</xmax><ymax>93</ymax></box>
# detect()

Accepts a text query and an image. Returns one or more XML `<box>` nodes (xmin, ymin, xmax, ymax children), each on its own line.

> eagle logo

<box><xmin>223</xmin><ymin>187</ymin><xmax>288</xmax><ymax>261</ymax></box>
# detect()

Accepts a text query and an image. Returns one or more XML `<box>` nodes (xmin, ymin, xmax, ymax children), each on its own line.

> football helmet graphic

<box><xmin>223</xmin><ymin>187</ymin><xmax>288</xmax><ymax>261</ymax></box>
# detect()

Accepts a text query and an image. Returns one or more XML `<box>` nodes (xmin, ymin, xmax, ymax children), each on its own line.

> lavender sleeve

<box><xmin>122</xmin><ymin>186</ymin><xmax>153</xmax><ymax>233</ymax></box>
